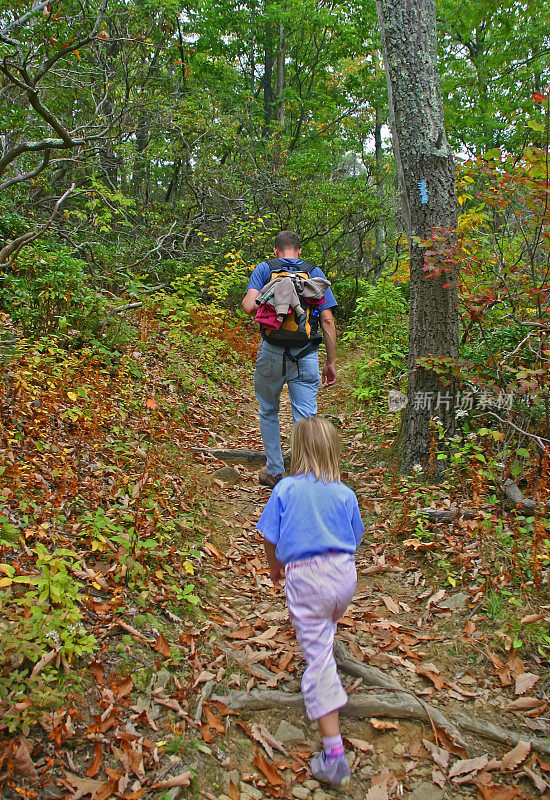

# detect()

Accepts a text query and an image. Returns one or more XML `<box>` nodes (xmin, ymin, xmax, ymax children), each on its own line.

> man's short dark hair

<box><xmin>274</xmin><ymin>230</ymin><xmax>301</xmax><ymax>251</ymax></box>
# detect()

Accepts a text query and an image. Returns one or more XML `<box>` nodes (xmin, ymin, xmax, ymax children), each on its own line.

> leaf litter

<box><xmin>0</xmin><ymin>319</ymin><xmax>548</xmax><ymax>800</ymax></box>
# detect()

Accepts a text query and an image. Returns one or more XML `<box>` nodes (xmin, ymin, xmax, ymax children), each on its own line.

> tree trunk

<box><xmin>132</xmin><ymin>114</ymin><xmax>150</xmax><ymax>203</ymax></box>
<box><xmin>250</xmin><ymin>1</ymin><xmax>256</xmax><ymax>93</ymax></box>
<box><xmin>275</xmin><ymin>21</ymin><xmax>285</xmax><ymax>126</ymax></box>
<box><xmin>263</xmin><ymin>14</ymin><xmax>274</xmax><ymax>132</ymax></box>
<box><xmin>376</xmin><ymin>0</ymin><xmax>459</xmax><ymax>476</ymax></box>
<box><xmin>373</xmin><ymin>104</ymin><xmax>386</xmax><ymax>278</ymax></box>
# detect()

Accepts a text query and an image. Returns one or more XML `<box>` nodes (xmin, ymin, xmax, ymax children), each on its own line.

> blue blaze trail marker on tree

<box><xmin>418</xmin><ymin>179</ymin><xmax>428</xmax><ymax>205</ymax></box>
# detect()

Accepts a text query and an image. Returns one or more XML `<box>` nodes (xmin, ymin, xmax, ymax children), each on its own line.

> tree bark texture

<box><xmin>275</xmin><ymin>21</ymin><xmax>285</xmax><ymax>126</ymax></box>
<box><xmin>373</xmin><ymin>104</ymin><xmax>386</xmax><ymax>278</ymax></box>
<box><xmin>376</xmin><ymin>0</ymin><xmax>459</xmax><ymax>476</ymax></box>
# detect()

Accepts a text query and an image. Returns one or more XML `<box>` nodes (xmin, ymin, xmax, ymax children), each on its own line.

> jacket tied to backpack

<box><xmin>254</xmin><ymin>259</ymin><xmax>331</xmax><ymax>375</ymax></box>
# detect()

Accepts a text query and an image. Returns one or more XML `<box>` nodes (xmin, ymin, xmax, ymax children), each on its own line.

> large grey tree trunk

<box><xmin>373</xmin><ymin>104</ymin><xmax>386</xmax><ymax>279</ymax></box>
<box><xmin>376</xmin><ymin>0</ymin><xmax>459</xmax><ymax>476</ymax></box>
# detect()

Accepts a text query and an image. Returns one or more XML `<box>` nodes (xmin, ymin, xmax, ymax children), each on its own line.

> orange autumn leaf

<box><xmin>252</xmin><ymin>748</ymin><xmax>285</xmax><ymax>786</ymax></box>
<box><xmin>90</xmin><ymin>660</ymin><xmax>105</xmax><ymax>685</ymax></box>
<box><xmin>153</xmin><ymin>633</ymin><xmax>171</xmax><ymax>658</ymax></box>
<box><xmin>112</xmin><ymin>675</ymin><xmax>133</xmax><ymax>698</ymax></box>
<box><xmin>203</xmin><ymin>705</ymin><xmax>225</xmax><ymax>734</ymax></box>
<box><xmin>369</xmin><ymin>718</ymin><xmax>399</xmax><ymax>732</ymax></box>
<box><xmin>86</xmin><ymin>743</ymin><xmax>103</xmax><ymax>778</ymax></box>
<box><xmin>146</xmin><ymin>398</ymin><xmax>156</xmax><ymax>410</ymax></box>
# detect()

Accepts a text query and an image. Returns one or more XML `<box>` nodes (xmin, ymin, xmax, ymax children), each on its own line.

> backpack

<box><xmin>260</xmin><ymin>258</ymin><xmax>323</xmax><ymax>349</ymax></box>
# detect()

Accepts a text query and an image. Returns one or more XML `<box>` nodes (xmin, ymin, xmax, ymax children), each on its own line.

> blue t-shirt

<box><xmin>256</xmin><ymin>473</ymin><xmax>364</xmax><ymax>564</ymax></box>
<box><xmin>246</xmin><ymin>258</ymin><xmax>337</xmax><ymax>312</ymax></box>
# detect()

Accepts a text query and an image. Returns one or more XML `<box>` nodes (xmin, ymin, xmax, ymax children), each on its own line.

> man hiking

<box><xmin>241</xmin><ymin>230</ymin><xmax>337</xmax><ymax>488</ymax></box>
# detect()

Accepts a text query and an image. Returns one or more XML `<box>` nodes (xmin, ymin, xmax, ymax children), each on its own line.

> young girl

<box><xmin>256</xmin><ymin>416</ymin><xmax>364</xmax><ymax>787</ymax></box>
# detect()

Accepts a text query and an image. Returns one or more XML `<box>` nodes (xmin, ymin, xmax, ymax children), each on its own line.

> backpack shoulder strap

<box><xmin>295</xmin><ymin>261</ymin><xmax>316</xmax><ymax>275</ymax></box>
<box><xmin>266</xmin><ymin>258</ymin><xmax>317</xmax><ymax>275</ymax></box>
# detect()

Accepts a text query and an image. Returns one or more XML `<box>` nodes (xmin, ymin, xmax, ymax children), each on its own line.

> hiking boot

<box><xmin>258</xmin><ymin>467</ymin><xmax>283</xmax><ymax>489</ymax></box>
<box><xmin>310</xmin><ymin>751</ymin><xmax>351</xmax><ymax>787</ymax></box>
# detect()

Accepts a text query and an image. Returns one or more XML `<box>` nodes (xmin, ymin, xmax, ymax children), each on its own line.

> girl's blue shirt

<box><xmin>256</xmin><ymin>473</ymin><xmax>364</xmax><ymax>564</ymax></box>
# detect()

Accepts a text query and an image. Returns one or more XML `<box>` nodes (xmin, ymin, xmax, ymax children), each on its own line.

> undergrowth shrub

<box><xmin>0</xmin><ymin>242</ymin><xmax>102</xmax><ymax>338</ymax></box>
<box><xmin>343</xmin><ymin>279</ymin><xmax>408</xmax><ymax>407</ymax></box>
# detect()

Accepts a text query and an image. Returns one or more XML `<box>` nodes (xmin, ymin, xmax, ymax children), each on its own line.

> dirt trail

<box><xmin>191</xmin><ymin>380</ymin><xmax>548</xmax><ymax>800</ymax></box>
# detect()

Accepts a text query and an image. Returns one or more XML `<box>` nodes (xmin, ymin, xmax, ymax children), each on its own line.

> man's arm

<box><xmin>320</xmin><ymin>308</ymin><xmax>337</xmax><ymax>387</ymax></box>
<box><xmin>242</xmin><ymin>288</ymin><xmax>260</xmax><ymax>316</ymax></box>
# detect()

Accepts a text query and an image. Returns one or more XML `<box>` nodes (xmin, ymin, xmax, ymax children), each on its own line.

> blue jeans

<box><xmin>254</xmin><ymin>340</ymin><xmax>320</xmax><ymax>475</ymax></box>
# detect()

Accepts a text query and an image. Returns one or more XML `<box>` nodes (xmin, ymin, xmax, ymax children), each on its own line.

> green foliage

<box><xmin>0</xmin><ymin>243</ymin><xmax>102</xmax><ymax>337</ymax></box>
<box><xmin>437</xmin><ymin>0</ymin><xmax>550</xmax><ymax>154</ymax></box>
<box><xmin>0</xmin><ymin>545</ymin><xmax>96</xmax><ymax>733</ymax></box>
<box><xmin>344</xmin><ymin>279</ymin><xmax>408</xmax><ymax>406</ymax></box>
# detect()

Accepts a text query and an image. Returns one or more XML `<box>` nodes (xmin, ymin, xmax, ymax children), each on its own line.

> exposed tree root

<box><xmin>504</xmin><ymin>479</ymin><xmax>550</xmax><ymax>516</ymax></box>
<box><xmin>193</xmin><ymin>447</ymin><xmax>291</xmax><ymax>468</ymax></box>
<box><xmin>213</xmin><ymin>641</ymin><xmax>550</xmax><ymax>758</ymax></box>
<box><xmin>213</xmin><ymin>689</ymin><xmax>550</xmax><ymax>757</ymax></box>
<box><xmin>333</xmin><ymin>641</ymin><xmax>550</xmax><ymax>756</ymax></box>
<box><xmin>414</xmin><ymin>480</ymin><xmax>550</xmax><ymax>523</ymax></box>
<box><xmin>415</xmin><ymin>507</ymin><xmax>480</xmax><ymax>523</ymax></box>
<box><xmin>193</xmin><ymin>447</ymin><xmax>266</xmax><ymax>464</ymax></box>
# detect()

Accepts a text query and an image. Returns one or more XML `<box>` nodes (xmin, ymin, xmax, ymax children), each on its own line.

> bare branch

<box><xmin>0</xmin><ymin>183</ymin><xmax>75</xmax><ymax>266</ymax></box>
<box><xmin>0</xmin><ymin>148</ymin><xmax>51</xmax><ymax>191</ymax></box>
<box><xmin>0</xmin><ymin>137</ymin><xmax>83</xmax><ymax>179</ymax></box>
<box><xmin>34</xmin><ymin>0</ymin><xmax>109</xmax><ymax>83</ymax></box>
<box><xmin>0</xmin><ymin>0</ymin><xmax>54</xmax><ymax>37</ymax></box>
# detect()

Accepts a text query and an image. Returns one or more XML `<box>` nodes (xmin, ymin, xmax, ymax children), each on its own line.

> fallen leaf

<box><xmin>146</xmin><ymin>398</ymin><xmax>156</xmax><ymax>410</ymax></box>
<box><xmin>408</xmin><ymin>733</ymin><xmax>428</xmax><ymax>759</ymax></box>
<box><xmin>252</xmin><ymin>748</ymin><xmax>285</xmax><ymax>786</ymax></box>
<box><xmin>477</xmin><ymin>785</ymin><xmax>520</xmax><ymax>800</ymax></box>
<box><xmin>152</xmin><ymin>771</ymin><xmax>192</xmax><ymax>790</ymax></box>
<box><xmin>86</xmin><ymin>743</ymin><xmax>103</xmax><ymax>778</ymax></box>
<box><xmin>193</xmin><ymin>670</ymin><xmax>217</xmax><ymax>685</ymax></box>
<box><xmin>432</xmin><ymin>767</ymin><xmax>446</xmax><ymax>787</ymax></box>
<box><xmin>520</xmin><ymin>614</ymin><xmax>543</xmax><ymax>624</ymax></box>
<box><xmin>500</xmin><ymin>740</ymin><xmax>530</xmax><ymax>772</ymax></box>
<box><xmin>63</xmin><ymin>772</ymin><xmax>117</xmax><ymax>800</ymax></box>
<box><xmin>210</xmin><ymin>700</ymin><xmax>239</xmax><ymax>717</ymax></box>
<box><xmin>416</xmin><ymin>663</ymin><xmax>445</xmax><ymax>690</ymax></box>
<box><xmin>90</xmin><ymin>661</ymin><xmax>105</xmax><ymax>685</ymax></box>
<box><xmin>30</xmin><ymin>648</ymin><xmax>59</xmax><ymax>678</ymax></box>
<box><xmin>227</xmin><ymin>779</ymin><xmax>239</xmax><ymax>800</ymax></box>
<box><xmin>345</xmin><ymin>736</ymin><xmax>374</xmax><ymax>753</ymax></box>
<box><xmin>249</xmin><ymin>723</ymin><xmax>287</xmax><ymax>758</ymax></box>
<box><xmin>427</xmin><ymin>589</ymin><xmax>446</xmax><ymax>608</ymax></box>
<box><xmin>514</xmin><ymin>672</ymin><xmax>540</xmax><ymax>695</ymax></box>
<box><xmin>449</xmin><ymin>754</ymin><xmax>489</xmax><ymax>779</ymax></box>
<box><xmin>203</xmin><ymin>705</ymin><xmax>225</xmax><ymax>734</ymax></box>
<box><xmin>369</xmin><ymin>718</ymin><xmax>399</xmax><ymax>731</ymax></box>
<box><xmin>112</xmin><ymin>675</ymin><xmax>133</xmax><ymax>698</ymax></box>
<box><xmin>381</xmin><ymin>596</ymin><xmax>400</xmax><ymax>614</ymax></box>
<box><xmin>13</xmin><ymin>738</ymin><xmax>39</xmax><ymax>782</ymax></box>
<box><xmin>365</xmin><ymin>785</ymin><xmax>389</xmax><ymax>800</ymax></box>
<box><xmin>523</xmin><ymin>765</ymin><xmax>549</xmax><ymax>793</ymax></box>
<box><xmin>422</xmin><ymin>739</ymin><xmax>450</xmax><ymax>772</ymax></box>
<box><xmin>504</xmin><ymin>697</ymin><xmax>546</xmax><ymax>712</ymax></box>
<box><xmin>153</xmin><ymin>633</ymin><xmax>171</xmax><ymax>658</ymax></box>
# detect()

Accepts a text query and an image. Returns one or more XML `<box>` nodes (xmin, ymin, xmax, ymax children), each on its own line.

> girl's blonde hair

<box><xmin>290</xmin><ymin>416</ymin><xmax>341</xmax><ymax>482</ymax></box>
